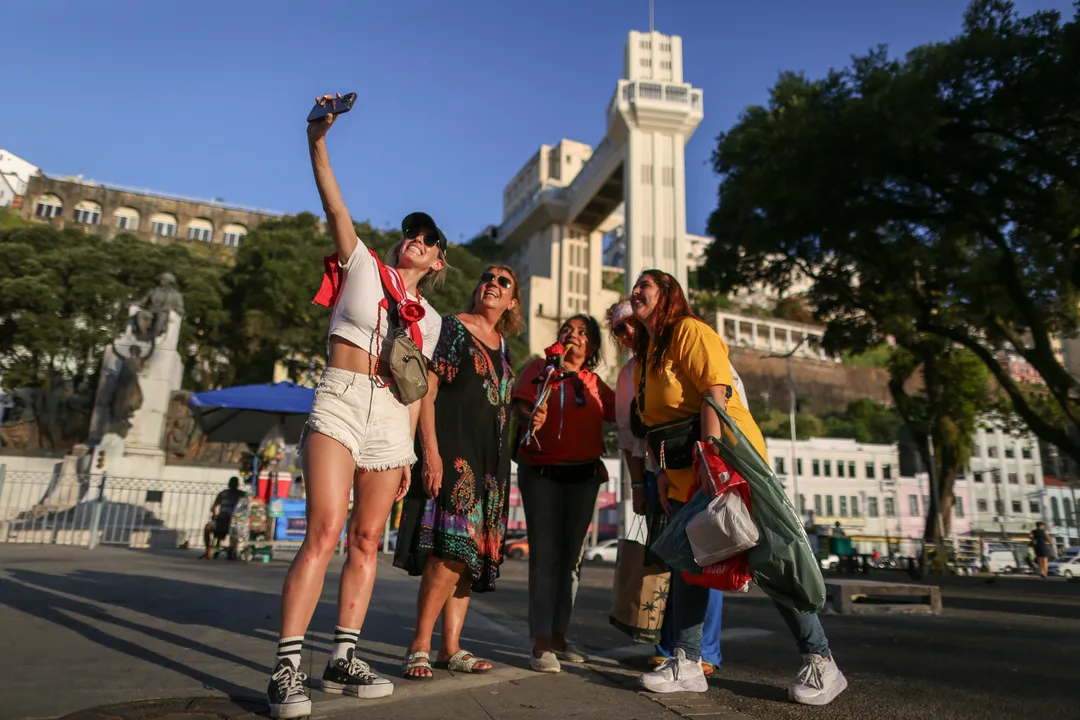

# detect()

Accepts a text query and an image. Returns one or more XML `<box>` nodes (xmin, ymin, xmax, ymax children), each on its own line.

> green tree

<box><xmin>888</xmin><ymin>343</ymin><xmax>993</xmax><ymax>539</ymax></box>
<box><xmin>0</xmin><ymin>225</ymin><xmax>228</xmax><ymax>392</ymax></box>
<box><xmin>702</xmin><ymin>0</ymin><xmax>1080</xmax><ymax>464</ymax></box>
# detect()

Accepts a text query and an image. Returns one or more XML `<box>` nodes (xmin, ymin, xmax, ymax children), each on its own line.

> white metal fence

<box><xmin>0</xmin><ymin>465</ymin><xmax>220</xmax><ymax>549</ymax></box>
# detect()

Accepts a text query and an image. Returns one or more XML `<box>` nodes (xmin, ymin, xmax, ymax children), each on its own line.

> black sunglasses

<box><xmin>480</xmin><ymin>271</ymin><xmax>513</xmax><ymax>289</ymax></box>
<box><xmin>405</xmin><ymin>228</ymin><xmax>441</xmax><ymax>247</ymax></box>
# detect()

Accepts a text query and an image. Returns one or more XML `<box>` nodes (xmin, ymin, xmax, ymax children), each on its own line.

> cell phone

<box><xmin>307</xmin><ymin>93</ymin><xmax>357</xmax><ymax>123</ymax></box>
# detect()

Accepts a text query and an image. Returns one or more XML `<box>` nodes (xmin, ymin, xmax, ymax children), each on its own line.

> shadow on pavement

<box><xmin>0</xmin><ymin>564</ymin><xmax>537</xmax><ymax>704</ymax></box>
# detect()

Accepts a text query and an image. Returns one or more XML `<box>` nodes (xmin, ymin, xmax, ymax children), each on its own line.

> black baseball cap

<box><xmin>401</xmin><ymin>212</ymin><xmax>447</xmax><ymax>251</ymax></box>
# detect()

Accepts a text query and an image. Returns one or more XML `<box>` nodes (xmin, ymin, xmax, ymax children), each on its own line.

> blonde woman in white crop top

<box><xmin>267</xmin><ymin>93</ymin><xmax>446</xmax><ymax>718</ymax></box>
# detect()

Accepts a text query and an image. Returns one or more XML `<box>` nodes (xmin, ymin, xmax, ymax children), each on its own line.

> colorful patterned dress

<box><xmin>394</xmin><ymin>316</ymin><xmax>515</xmax><ymax>592</ymax></box>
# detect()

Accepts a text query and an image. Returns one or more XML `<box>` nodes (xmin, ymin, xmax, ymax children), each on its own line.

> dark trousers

<box><xmin>517</xmin><ymin>463</ymin><xmax>603</xmax><ymax>638</ymax></box>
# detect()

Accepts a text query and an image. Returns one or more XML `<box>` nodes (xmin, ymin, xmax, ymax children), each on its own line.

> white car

<box><xmin>1048</xmin><ymin>548</ymin><xmax>1080</xmax><ymax>578</ymax></box>
<box><xmin>584</xmin><ymin>538</ymin><xmax>620</xmax><ymax>563</ymax></box>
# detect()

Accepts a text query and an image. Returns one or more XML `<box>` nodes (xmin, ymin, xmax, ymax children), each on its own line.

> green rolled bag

<box><xmin>704</xmin><ymin>397</ymin><xmax>826</xmax><ymax>614</ymax></box>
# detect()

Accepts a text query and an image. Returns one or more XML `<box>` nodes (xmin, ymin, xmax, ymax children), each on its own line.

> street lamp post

<box><xmin>764</xmin><ymin>333</ymin><xmax>820</xmax><ymax>519</ymax></box>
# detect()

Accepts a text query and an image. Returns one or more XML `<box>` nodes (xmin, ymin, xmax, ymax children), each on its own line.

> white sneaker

<box><xmin>554</xmin><ymin>642</ymin><xmax>588</xmax><ymax>663</ymax></box>
<box><xmin>639</xmin><ymin>648</ymin><xmax>708</xmax><ymax>694</ymax></box>
<box><xmin>529</xmin><ymin>651</ymin><xmax>561</xmax><ymax>673</ymax></box>
<box><xmin>789</xmin><ymin>653</ymin><xmax>848</xmax><ymax>706</ymax></box>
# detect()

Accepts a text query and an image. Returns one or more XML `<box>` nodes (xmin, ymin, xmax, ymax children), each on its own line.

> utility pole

<box><xmin>993</xmin><ymin>469</ymin><xmax>1006</xmax><ymax>541</ymax></box>
<box><xmin>763</xmin><ymin>334</ymin><xmax>819</xmax><ymax>517</ymax></box>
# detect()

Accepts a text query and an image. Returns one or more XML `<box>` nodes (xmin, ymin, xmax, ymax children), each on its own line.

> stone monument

<box><xmin>85</xmin><ymin>272</ymin><xmax>186</xmax><ymax>476</ymax></box>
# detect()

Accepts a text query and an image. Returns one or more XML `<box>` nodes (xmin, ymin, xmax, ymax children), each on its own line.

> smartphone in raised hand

<box><xmin>307</xmin><ymin>93</ymin><xmax>357</xmax><ymax>123</ymax></box>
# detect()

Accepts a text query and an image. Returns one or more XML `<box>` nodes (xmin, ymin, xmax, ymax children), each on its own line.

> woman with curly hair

<box><xmin>511</xmin><ymin>314</ymin><xmax>615</xmax><ymax>673</ymax></box>
<box><xmin>395</xmin><ymin>265</ymin><xmax>523</xmax><ymax>679</ymax></box>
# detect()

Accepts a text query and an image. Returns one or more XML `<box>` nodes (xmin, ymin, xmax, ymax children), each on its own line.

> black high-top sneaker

<box><xmin>267</xmin><ymin>658</ymin><xmax>311</xmax><ymax>719</ymax></box>
<box><xmin>321</xmin><ymin>647</ymin><xmax>394</xmax><ymax>699</ymax></box>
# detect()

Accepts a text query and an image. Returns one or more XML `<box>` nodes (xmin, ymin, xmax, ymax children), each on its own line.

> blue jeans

<box><xmin>667</xmin><ymin>499</ymin><xmax>831</xmax><ymax>662</ymax></box>
<box><xmin>657</xmin><ymin>585</ymin><xmax>723</xmax><ymax>666</ymax></box>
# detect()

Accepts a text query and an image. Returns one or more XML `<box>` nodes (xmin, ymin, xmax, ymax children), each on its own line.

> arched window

<box><xmin>221</xmin><ymin>223</ymin><xmax>247</xmax><ymax>248</ymax></box>
<box><xmin>186</xmin><ymin>218</ymin><xmax>214</xmax><ymax>242</ymax></box>
<box><xmin>149</xmin><ymin>212</ymin><xmax>178</xmax><ymax>238</ymax></box>
<box><xmin>34</xmin><ymin>193</ymin><xmax>63</xmax><ymax>219</ymax></box>
<box><xmin>73</xmin><ymin>200</ymin><xmax>102</xmax><ymax>225</ymax></box>
<box><xmin>114</xmin><ymin>207</ymin><xmax>141</xmax><ymax>231</ymax></box>
<box><xmin>1051</xmin><ymin>497</ymin><xmax>1061</xmax><ymax>524</ymax></box>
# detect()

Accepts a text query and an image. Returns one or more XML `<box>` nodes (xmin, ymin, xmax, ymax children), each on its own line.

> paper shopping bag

<box><xmin>609</xmin><ymin>538</ymin><xmax>671</xmax><ymax>644</ymax></box>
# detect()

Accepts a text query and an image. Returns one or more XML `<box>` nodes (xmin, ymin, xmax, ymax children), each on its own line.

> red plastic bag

<box><xmin>681</xmin><ymin>443</ymin><xmax>755</xmax><ymax>592</ymax></box>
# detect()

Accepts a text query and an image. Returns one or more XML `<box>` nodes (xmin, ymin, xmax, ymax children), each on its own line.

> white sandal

<box><xmin>401</xmin><ymin>650</ymin><xmax>434</xmax><ymax>681</ymax></box>
<box><xmin>436</xmin><ymin>649</ymin><xmax>491</xmax><ymax>674</ymax></box>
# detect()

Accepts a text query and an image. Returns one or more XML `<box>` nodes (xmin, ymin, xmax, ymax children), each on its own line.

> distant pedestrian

<box><xmin>1030</xmin><ymin>522</ymin><xmax>1051</xmax><ymax>578</ymax></box>
<box><xmin>200</xmin><ymin>476</ymin><xmax>245</xmax><ymax>560</ymax></box>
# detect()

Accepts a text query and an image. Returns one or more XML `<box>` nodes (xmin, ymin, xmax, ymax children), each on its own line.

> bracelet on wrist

<box><xmin>631</xmin><ymin>482</ymin><xmax>646</xmax><ymax>489</ymax></box>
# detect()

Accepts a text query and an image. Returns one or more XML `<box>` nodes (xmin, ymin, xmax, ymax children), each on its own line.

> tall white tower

<box><xmin>493</xmin><ymin>30</ymin><xmax>703</xmax><ymax>378</ymax></box>
<box><xmin>610</xmin><ymin>30</ymin><xmax>703</xmax><ymax>290</ymax></box>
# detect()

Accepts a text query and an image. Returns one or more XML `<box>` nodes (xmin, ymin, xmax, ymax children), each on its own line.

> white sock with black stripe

<box><xmin>276</xmin><ymin>636</ymin><xmax>304</xmax><ymax>669</ymax></box>
<box><xmin>331</xmin><ymin>626</ymin><xmax>360</xmax><ymax>663</ymax></box>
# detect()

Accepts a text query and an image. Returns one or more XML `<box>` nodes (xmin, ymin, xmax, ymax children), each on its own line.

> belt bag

<box><xmin>388</xmin><ymin>325</ymin><xmax>428</xmax><ymax>405</ymax></box>
<box><xmin>646</xmin><ymin>415</ymin><xmax>701</xmax><ymax>471</ymax></box>
<box><xmin>534</xmin><ymin>461</ymin><xmax>599</xmax><ymax>483</ymax></box>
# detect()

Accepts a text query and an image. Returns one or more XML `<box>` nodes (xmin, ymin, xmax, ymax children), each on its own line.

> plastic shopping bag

<box><xmin>683</xmin><ymin>554</ymin><xmax>753</xmax><ymax>592</ymax></box>
<box><xmin>685</xmin><ymin>442</ymin><xmax>759</xmax><ymax>566</ymax></box>
<box><xmin>681</xmin><ymin>442</ymin><xmax>755</xmax><ymax>592</ymax></box>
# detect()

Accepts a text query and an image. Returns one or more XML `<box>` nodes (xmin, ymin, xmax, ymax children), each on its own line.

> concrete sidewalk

<box><xmin>0</xmin><ymin>545</ymin><xmax>744</xmax><ymax>720</ymax></box>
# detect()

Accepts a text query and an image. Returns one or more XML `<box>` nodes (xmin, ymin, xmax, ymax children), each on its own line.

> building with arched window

<box><xmin>18</xmin><ymin>173</ymin><xmax>281</xmax><ymax>250</ymax></box>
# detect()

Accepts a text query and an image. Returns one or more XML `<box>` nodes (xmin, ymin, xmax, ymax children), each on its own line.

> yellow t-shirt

<box><xmin>636</xmin><ymin>317</ymin><xmax>769</xmax><ymax>502</ymax></box>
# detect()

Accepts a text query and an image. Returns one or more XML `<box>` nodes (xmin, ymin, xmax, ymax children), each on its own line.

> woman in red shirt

<box><xmin>512</xmin><ymin>314</ymin><xmax>615</xmax><ymax>674</ymax></box>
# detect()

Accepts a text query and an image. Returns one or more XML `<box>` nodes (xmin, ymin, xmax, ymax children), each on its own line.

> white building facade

<box><xmin>1043</xmin><ymin>476</ymin><xmax>1080</xmax><ymax>548</ymax></box>
<box><xmin>496</xmin><ymin>30</ymin><xmax>704</xmax><ymax>372</ymax></box>
<box><xmin>966</xmin><ymin>426</ymin><xmax>1047</xmax><ymax>539</ymax></box>
<box><xmin>765</xmin><ymin>437</ymin><xmax>904</xmax><ymax>552</ymax></box>
<box><xmin>0</xmin><ymin>149</ymin><xmax>38</xmax><ymax>208</ymax></box>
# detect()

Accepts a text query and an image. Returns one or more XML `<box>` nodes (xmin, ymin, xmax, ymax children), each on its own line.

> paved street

<box><xmin>0</xmin><ymin>545</ymin><xmax>1077</xmax><ymax>720</ymax></box>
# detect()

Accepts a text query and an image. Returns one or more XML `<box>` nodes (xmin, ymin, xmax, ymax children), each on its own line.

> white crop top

<box><xmin>328</xmin><ymin>237</ymin><xmax>442</xmax><ymax>361</ymax></box>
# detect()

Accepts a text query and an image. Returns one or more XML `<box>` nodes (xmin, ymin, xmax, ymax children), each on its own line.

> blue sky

<box><xmin>1</xmin><ymin>0</ymin><xmax>1073</xmax><ymax>242</ymax></box>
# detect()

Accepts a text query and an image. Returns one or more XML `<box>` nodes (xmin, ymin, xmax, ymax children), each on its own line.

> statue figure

<box><xmin>105</xmin><ymin>344</ymin><xmax>148</xmax><ymax>435</ymax></box>
<box><xmin>133</xmin><ymin>272</ymin><xmax>185</xmax><ymax>342</ymax></box>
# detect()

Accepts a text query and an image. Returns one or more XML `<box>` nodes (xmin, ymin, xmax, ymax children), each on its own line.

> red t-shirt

<box><xmin>513</xmin><ymin>358</ymin><xmax>616</xmax><ymax>466</ymax></box>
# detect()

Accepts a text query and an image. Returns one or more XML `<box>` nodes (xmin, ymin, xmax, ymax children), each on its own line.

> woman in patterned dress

<box><xmin>394</xmin><ymin>265</ymin><xmax>524</xmax><ymax>679</ymax></box>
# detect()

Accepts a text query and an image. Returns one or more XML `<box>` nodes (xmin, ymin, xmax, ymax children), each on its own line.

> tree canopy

<box><xmin>702</xmin><ymin>0</ymin><xmax>1080</xmax><ymax>468</ymax></box>
<box><xmin>0</xmin><ymin>216</ymin><xmax>530</xmax><ymax>394</ymax></box>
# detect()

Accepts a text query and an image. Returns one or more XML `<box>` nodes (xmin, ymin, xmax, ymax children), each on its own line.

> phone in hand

<box><xmin>307</xmin><ymin>93</ymin><xmax>357</xmax><ymax>123</ymax></box>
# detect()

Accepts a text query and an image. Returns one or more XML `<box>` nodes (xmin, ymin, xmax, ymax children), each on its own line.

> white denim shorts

<box><xmin>301</xmin><ymin>367</ymin><xmax>416</xmax><ymax>471</ymax></box>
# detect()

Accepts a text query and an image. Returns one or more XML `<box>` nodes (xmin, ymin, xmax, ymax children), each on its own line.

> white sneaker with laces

<box><xmin>639</xmin><ymin>648</ymin><xmax>708</xmax><ymax>694</ymax></box>
<box><xmin>789</xmin><ymin>653</ymin><xmax>848</xmax><ymax>706</ymax></box>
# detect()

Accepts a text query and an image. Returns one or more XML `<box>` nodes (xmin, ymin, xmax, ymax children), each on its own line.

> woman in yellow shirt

<box><xmin>629</xmin><ymin>270</ymin><xmax>847</xmax><ymax>707</ymax></box>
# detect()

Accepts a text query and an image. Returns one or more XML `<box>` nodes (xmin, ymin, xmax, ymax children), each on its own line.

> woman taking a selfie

<box><xmin>629</xmin><ymin>270</ymin><xmax>847</xmax><ymax>707</ymax></box>
<box><xmin>267</xmin><ymin>94</ymin><xmax>447</xmax><ymax>719</ymax></box>
<box><xmin>512</xmin><ymin>314</ymin><xmax>615</xmax><ymax>673</ymax></box>
<box><xmin>394</xmin><ymin>265</ymin><xmax>523</xmax><ymax>679</ymax></box>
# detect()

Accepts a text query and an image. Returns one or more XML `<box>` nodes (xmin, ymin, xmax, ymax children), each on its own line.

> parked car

<box><xmin>1048</xmin><ymin>547</ymin><xmax>1080</xmax><ymax>578</ymax></box>
<box><xmin>584</xmin><ymin>538</ymin><xmax>620</xmax><ymax>563</ymax></box>
<box><xmin>505</xmin><ymin>537</ymin><xmax>529</xmax><ymax>560</ymax></box>
<box><xmin>985</xmin><ymin>548</ymin><xmax>1019</xmax><ymax>573</ymax></box>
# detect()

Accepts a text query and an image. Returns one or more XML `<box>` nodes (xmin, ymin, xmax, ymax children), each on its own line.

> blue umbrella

<box><xmin>189</xmin><ymin>381</ymin><xmax>314</xmax><ymax>445</ymax></box>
